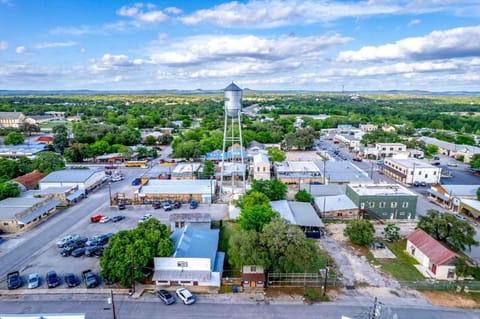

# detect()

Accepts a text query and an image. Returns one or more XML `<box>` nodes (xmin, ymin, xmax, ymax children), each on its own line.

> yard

<box><xmin>218</xmin><ymin>221</ymin><xmax>241</xmax><ymax>277</ymax></box>
<box><xmin>379</xmin><ymin>240</ymin><xmax>425</xmax><ymax>282</ymax></box>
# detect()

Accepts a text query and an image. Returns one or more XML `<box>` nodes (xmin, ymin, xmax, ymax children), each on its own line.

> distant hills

<box><xmin>0</xmin><ymin>89</ymin><xmax>479</xmax><ymax>96</ymax></box>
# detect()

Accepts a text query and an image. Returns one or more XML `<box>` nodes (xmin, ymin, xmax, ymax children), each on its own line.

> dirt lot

<box><xmin>421</xmin><ymin>291</ymin><xmax>480</xmax><ymax>308</ymax></box>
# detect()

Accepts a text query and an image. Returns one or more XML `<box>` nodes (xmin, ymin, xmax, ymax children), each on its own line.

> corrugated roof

<box><xmin>224</xmin><ymin>82</ymin><xmax>242</xmax><ymax>91</ymax></box>
<box><xmin>406</xmin><ymin>229</ymin><xmax>458</xmax><ymax>265</ymax></box>
<box><xmin>171</xmin><ymin>225</ymin><xmax>220</xmax><ymax>271</ymax></box>
<box><xmin>0</xmin><ymin>197</ymin><xmax>46</xmax><ymax>219</ymax></box>
<box><xmin>139</xmin><ymin>179</ymin><xmax>214</xmax><ymax>195</ymax></box>
<box><xmin>300</xmin><ymin>184</ymin><xmax>346</xmax><ymax>197</ymax></box>
<box><xmin>12</xmin><ymin>170</ymin><xmax>45</xmax><ymax>190</ymax></box>
<box><xmin>40</xmin><ymin>168</ymin><xmax>104</xmax><ymax>183</ymax></box>
<box><xmin>17</xmin><ymin>199</ymin><xmax>61</xmax><ymax>224</ymax></box>
<box><xmin>461</xmin><ymin>199</ymin><xmax>480</xmax><ymax>211</ymax></box>
<box><xmin>441</xmin><ymin>185</ymin><xmax>480</xmax><ymax>197</ymax></box>
<box><xmin>270</xmin><ymin>200</ymin><xmax>324</xmax><ymax>227</ymax></box>
<box><xmin>314</xmin><ymin>195</ymin><xmax>358</xmax><ymax>212</ymax></box>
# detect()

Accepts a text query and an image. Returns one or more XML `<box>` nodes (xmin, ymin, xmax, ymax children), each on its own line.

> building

<box><xmin>382</xmin><ymin>124</ymin><xmax>395</xmax><ymax>132</ymax></box>
<box><xmin>241</xmin><ymin>265</ymin><xmax>266</xmax><ymax>290</ymax></box>
<box><xmin>252</xmin><ymin>153</ymin><xmax>270</xmax><ymax>180</ymax></box>
<box><xmin>22</xmin><ymin>185</ymin><xmax>86</xmax><ymax>207</ymax></box>
<box><xmin>0</xmin><ymin>144</ymin><xmax>47</xmax><ymax>159</ymax></box>
<box><xmin>169</xmin><ymin>213</ymin><xmax>212</xmax><ymax>231</ymax></box>
<box><xmin>418</xmin><ymin>136</ymin><xmax>480</xmax><ymax>163</ymax></box>
<box><xmin>346</xmin><ymin>184</ymin><xmax>417</xmax><ymax>220</ymax></box>
<box><xmin>359</xmin><ymin>123</ymin><xmax>378</xmax><ymax>132</ymax></box>
<box><xmin>427</xmin><ymin>184</ymin><xmax>480</xmax><ymax>211</ymax></box>
<box><xmin>314</xmin><ymin>195</ymin><xmax>359</xmax><ymax>220</ymax></box>
<box><xmin>318</xmin><ymin>160</ymin><xmax>373</xmax><ymax>185</ymax></box>
<box><xmin>269</xmin><ymin>200</ymin><xmax>325</xmax><ymax>238</ymax></box>
<box><xmin>12</xmin><ymin>170</ymin><xmax>46</xmax><ymax>191</ymax></box>
<box><xmin>275</xmin><ymin>161</ymin><xmax>323</xmax><ymax>185</ymax></box>
<box><xmin>36</xmin><ymin>135</ymin><xmax>54</xmax><ymax>144</ymax></box>
<box><xmin>152</xmin><ymin>225</ymin><xmax>224</xmax><ymax>291</ymax></box>
<box><xmin>376</xmin><ymin>143</ymin><xmax>407</xmax><ymax>158</ymax></box>
<box><xmin>458</xmin><ymin>199</ymin><xmax>480</xmax><ymax>222</ymax></box>
<box><xmin>300</xmin><ymin>184</ymin><xmax>346</xmax><ymax>197</ymax></box>
<box><xmin>383</xmin><ymin>158</ymin><xmax>441</xmax><ymax>185</ymax></box>
<box><xmin>0</xmin><ymin>197</ymin><xmax>61</xmax><ymax>233</ymax></box>
<box><xmin>39</xmin><ymin>168</ymin><xmax>107</xmax><ymax>192</ymax></box>
<box><xmin>0</xmin><ymin>111</ymin><xmax>32</xmax><ymax>128</ymax></box>
<box><xmin>171</xmin><ymin>163</ymin><xmax>202</xmax><ymax>180</ymax></box>
<box><xmin>406</xmin><ymin>229</ymin><xmax>458</xmax><ymax>280</ymax></box>
<box><xmin>136</xmin><ymin>179</ymin><xmax>215</xmax><ymax>204</ymax></box>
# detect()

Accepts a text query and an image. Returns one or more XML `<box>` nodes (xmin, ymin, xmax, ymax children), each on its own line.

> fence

<box><xmin>402</xmin><ymin>280</ymin><xmax>480</xmax><ymax>292</ymax></box>
<box><xmin>267</xmin><ymin>272</ymin><xmax>342</xmax><ymax>288</ymax></box>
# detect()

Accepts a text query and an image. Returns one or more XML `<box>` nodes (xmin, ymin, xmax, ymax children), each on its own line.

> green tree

<box><xmin>455</xmin><ymin>134</ymin><xmax>475</xmax><ymax>146</ymax></box>
<box><xmin>470</xmin><ymin>154</ymin><xmax>480</xmax><ymax>170</ymax></box>
<box><xmin>100</xmin><ymin>218</ymin><xmax>173</xmax><ymax>287</ymax></box>
<box><xmin>344</xmin><ymin>220</ymin><xmax>375</xmax><ymax>246</ymax></box>
<box><xmin>20</xmin><ymin>122</ymin><xmax>40</xmax><ymax>136</ymax></box>
<box><xmin>201</xmin><ymin>160</ymin><xmax>215</xmax><ymax>179</ymax></box>
<box><xmin>238</xmin><ymin>203</ymin><xmax>278</xmax><ymax>232</ymax></box>
<box><xmin>477</xmin><ymin>187</ymin><xmax>480</xmax><ymax>201</ymax></box>
<box><xmin>52</xmin><ymin>124</ymin><xmax>69</xmax><ymax>153</ymax></box>
<box><xmin>88</xmin><ymin>140</ymin><xmax>110</xmax><ymax>158</ymax></box>
<box><xmin>417</xmin><ymin>210</ymin><xmax>478</xmax><ymax>251</ymax></box>
<box><xmin>0</xmin><ymin>158</ymin><xmax>19</xmax><ymax>179</ymax></box>
<box><xmin>3</xmin><ymin>131</ymin><xmax>24</xmax><ymax>145</ymax></box>
<box><xmin>143</xmin><ymin>135</ymin><xmax>157</xmax><ymax>146</ymax></box>
<box><xmin>382</xmin><ymin>223</ymin><xmax>400</xmax><ymax>242</ymax></box>
<box><xmin>251</xmin><ymin>178</ymin><xmax>287</xmax><ymax>201</ymax></box>
<box><xmin>32</xmin><ymin>151</ymin><xmax>65</xmax><ymax>173</ymax></box>
<box><xmin>294</xmin><ymin>189</ymin><xmax>314</xmax><ymax>203</ymax></box>
<box><xmin>228</xmin><ymin>229</ymin><xmax>268</xmax><ymax>269</ymax></box>
<box><xmin>16</xmin><ymin>156</ymin><xmax>34</xmax><ymax>176</ymax></box>
<box><xmin>425</xmin><ymin>144</ymin><xmax>439</xmax><ymax>157</ymax></box>
<box><xmin>234</xmin><ymin>190</ymin><xmax>270</xmax><ymax>209</ymax></box>
<box><xmin>0</xmin><ymin>181</ymin><xmax>20</xmax><ymax>199</ymax></box>
<box><xmin>63</xmin><ymin>143</ymin><xmax>89</xmax><ymax>162</ymax></box>
<box><xmin>267</xmin><ymin>147</ymin><xmax>286</xmax><ymax>162</ymax></box>
<box><xmin>174</xmin><ymin>140</ymin><xmax>202</xmax><ymax>160</ymax></box>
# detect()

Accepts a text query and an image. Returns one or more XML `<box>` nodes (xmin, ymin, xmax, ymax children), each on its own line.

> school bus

<box><xmin>125</xmin><ymin>160</ymin><xmax>148</xmax><ymax>168</ymax></box>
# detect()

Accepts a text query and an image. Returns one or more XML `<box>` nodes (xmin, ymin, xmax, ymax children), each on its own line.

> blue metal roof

<box><xmin>224</xmin><ymin>82</ymin><xmax>242</xmax><ymax>91</ymax></box>
<box><xmin>205</xmin><ymin>149</ymin><xmax>246</xmax><ymax>160</ymax></box>
<box><xmin>66</xmin><ymin>188</ymin><xmax>85</xmax><ymax>201</ymax></box>
<box><xmin>171</xmin><ymin>225</ymin><xmax>220</xmax><ymax>271</ymax></box>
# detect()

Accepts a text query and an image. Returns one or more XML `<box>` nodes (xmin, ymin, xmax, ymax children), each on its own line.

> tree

<box><xmin>251</xmin><ymin>178</ymin><xmax>287</xmax><ymax>201</ymax></box>
<box><xmin>382</xmin><ymin>223</ymin><xmax>400</xmax><ymax>242</ymax></box>
<box><xmin>267</xmin><ymin>147</ymin><xmax>286</xmax><ymax>162</ymax></box>
<box><xmin>20</xmin><ymin>122</ymin><xmax>40</xmax><ymax>136</ymax></box>
<box><xmin>417</xmin><ymin>210</ymin><xmax>478</xmax><ymax>251</ymax></box>
<box><xmin>455</xmin><ymin>134</ymin><xmax>475</xmax><ymax>146</ymax></box>
<box><xmin>3</xmin><ymin>131</ymin><xmax>24</xmax><ymax>145</ymax></box>
<box><xmin>470</xmin><ymin>154</ymin><xmax>480</xmax><ymax>170</ymax></box>
<box><xmin>63</xmin><ymin>143</ymin><xmax>89</xmax><ymax>162</ymax></box>
<box><xmin>477</xmin><ymin>187</ymin><xmax>480</xmax><ymax>201</ymax></box>
<box><xmin>174</xmin><ymin>140</ymin><xmax>202</xmax><ymax>160</ymax></box>
<box><xmin>143</xmin><ymin>135</ymin><xmax>157</xmax><ymax>146</ymax></box>
<box><xmin>344</xmin><ymin>220</ymin><xmax>375</xmax><ymax>246</ymax></box>
<box><xmin>228</xmin><ymin>229</ymin><xmax>268</xmax><ymax>269</ymax></box>
<box><xmin>425</xmin><ymin>144</ymin><xmax>439</xmax><ymax>157</ymax></box>
<box><xmin>32</xmin><ymin>151</ymin><xmax>65</xmax><ymax>173</ymax></box>
<box><xmin>100</xmin><ymin>218</ymin><xmax>173</xmax><ymax>287</ymax></box>
<box><xmin>0</xmin><ymin>181</ymin><xmax>20</xmax><ymax>200</ymax></box>
<box><xmin>52</xmin><ymin>124</ymin><xmax>69</xmax><ymax>153</ymax></box>
<box><xmin>294</xmin><ymin>189</ymin><xmax>313</xmax><ymax>203</ymax></box>
<box><xmin>238</xmin><ymin>203</ymin><xmax>278</xmax><ymax>232</ymax></box>
<box><xmin>201</xmin><ymin>160</ymin><xmax>215</xmax><ymax>179</ymax></box>
<box><xmin>234</xmin><ymin>190</ymin><xmax>270</xmax><ymax>209</ymax></box>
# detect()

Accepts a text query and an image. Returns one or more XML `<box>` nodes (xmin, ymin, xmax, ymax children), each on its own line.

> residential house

<box><xmin>382</xmin><ymin>124</ymin><xmax>395</xmax><ymax>132</ymax></box>
<box><xmin>406</xmin><ymin>229</ymin><xmax>458</xmax><ymax>280</ymax></box>
<box><xmin>359</xmin><ymin>123</ymin><xmax>378</xmax><ymax>132</ymax></box>
<box><xmin>346</xmin><ymin>184</ymin><xmax>417</xmax><ymax>220</ymax></box>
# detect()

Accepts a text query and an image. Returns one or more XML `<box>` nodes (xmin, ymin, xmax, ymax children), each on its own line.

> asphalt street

<box><xmin>1</xmin><ymin>295</ymin><xmax>479</xmax><ymax>319</ymax></box>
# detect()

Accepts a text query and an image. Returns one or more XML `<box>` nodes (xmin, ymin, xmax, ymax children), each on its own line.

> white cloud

<box><xmin>116</xmin><ymin>3</ymin><xmax>168</xmax><ymax>23</ymax></box>
<box><xmin>89</xmin><ymin>53</ymin><xmax>149</xmax><ymax>74</ymax></box>
<box><xmin>50</xmin><ymin>25</ymin><xmax>90</xmax><ymax>35</ymax></box>
<box><xmin>35</xmin><ymin>41</ymin><xmax>77</xmax><ymax>49</ymax></box>
<box><xmin>408</xmin><ymin>19</ymin><xmax>421</xmax><ymax>26</ymax></box>
<box><xmin>0</xmin><ymin>41</ymin><xmax>7</xmax><ymax>51</ymax></box>
<box><xmin>164</xmin><ymin>7</ymin><xmax>182</xmax><ymax>15</ymax></box>
<box><xmin>16</xmin><ymin>46</ymin><xmax>26</xmax><ymax>54</ymax></box>
<box><xmin>337</xmin><ymin>25</ymin><xmax>480</xmax><ymax>62</ymax></box>
<box><xmin>150</xmin><ymin>33</ymin><xmax>351</xmax><ymax>66</ymax></box>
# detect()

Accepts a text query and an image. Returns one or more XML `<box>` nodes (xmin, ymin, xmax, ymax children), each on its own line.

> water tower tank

<box><xmin>224</xmin><ymin>82</ymin><xmax>242</xmax><ymax>117</ymax></box>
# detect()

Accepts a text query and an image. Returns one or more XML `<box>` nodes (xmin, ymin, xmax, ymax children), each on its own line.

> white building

<box><xmin>406</xmin><ymin>229</ymin><xmax>458</xmax><ymax>280</ymax></box>
<box><xmin>38</xmin><ymin>168</ymin><xmax>107</xmax><ymax>192</ymax></box>
<box><xmin>252</xmin><ymin>153</ymin><xmax>270</xmax><ymax>180</ymax></box>
<box><xmin>383</xmin><ymin>158</ymin><xmax>441</xmax><ymax>185</ymax></box>
<box><xmin>376</xmin><ymin>143</ymin><xmax>407</xmax><ymax>158</ymax></box>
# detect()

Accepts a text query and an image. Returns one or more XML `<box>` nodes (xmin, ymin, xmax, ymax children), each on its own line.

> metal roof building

<box><xmin>136</xmin><ymin>179</ymin><xmax>215</xmax><ymax>203</ymax></box>
<box><xmin>39</xmin><ymin>168</ymin><xmax>106</xmax><ymax>192</ymax></box>
<box><xmin>316</xmin><ymin>160</ymin><xmax>373</xmax><ymax>184</ymax></box>
<box><xmin>269</xmin><ymin>200</ymin><xmax>324</xmax><ymax>237</ymax></box>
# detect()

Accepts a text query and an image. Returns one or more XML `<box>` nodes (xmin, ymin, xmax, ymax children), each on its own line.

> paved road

<box><xmin>1</xmin><ymin>295</ymin><xmax>479</xmax><ymax>319</ymax></box>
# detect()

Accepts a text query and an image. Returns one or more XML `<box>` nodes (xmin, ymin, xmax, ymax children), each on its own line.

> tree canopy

<box><xmin>251</xmin><ymin>178</ymin><xmax>287</xmax><ymax>201</ymax></box>
<box><xmin>100</xmin><ymin>218</ymin><xmax>173</xmax><ymax>287</ymax></box>
<box><xmin>32</xmin><ymin>152</ymin><xmax>65</xmax><ymax>173</ymax></box>
<box><xmin>294</xmin><ymin>189</ymin><xmax>314</xmax><ymax>203</ymax></box>
<box><xmin>417</xmin><ymin>210</ymin><xmax>478</xmax><ymax>251</ymax></box>
<box><xmin>267</xmin><ymin>147</ymin><xmax>286</xmax><ymax>162</ymax></box>
<box><xmin>344</xmin><ymin>220</ymin><xmax>375</xmax><ymax>246</ymax></box>
<box><xmin>3</xmin><ymin>131</ymin><xmax>24</xmax><ymax>145</ymax></box>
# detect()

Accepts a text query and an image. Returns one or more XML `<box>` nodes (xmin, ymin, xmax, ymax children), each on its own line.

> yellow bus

<box><xmin>125</xmin><ymin>160</ymin><xmax>148</xmax><ymax>168</ymax></box>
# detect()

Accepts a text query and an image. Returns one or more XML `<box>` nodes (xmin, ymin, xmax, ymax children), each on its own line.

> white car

<box><xmin>28</xmin><ymin>273</ymin><xmax>39</xmax><ymax>289</ymax></box>
<box><xmin>176</xmin><ymin>288</ymin><xmax>195</xmax><ymax>305</ymax></box>
<box><xmin>447</xmin><ymin>162</ymin><xmax>458</xmax><ymax>167</ymax></box>
<box><xmin>138</xmin><ymin>214</ymin><xmax>153</xmax><ymax>223</ymax></box>
<box><xmin>100</xmin><ymin>216</ymin><xmax>111</xmax><ymax>223</ymax></box>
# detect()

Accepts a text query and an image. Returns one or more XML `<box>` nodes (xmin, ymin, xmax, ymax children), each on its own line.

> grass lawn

<box><xmin>39</xmin><ymin>121</ymin><xmax>72</xmax><ymax>130</ymax></box>
<box><xmin>379</xmin><ymin>239</ymin><xmax>425</xmax><ymax>282</ymax></box>
<box><xmin>219</xmin><ymin>221</ymin><xmax>241</xmax><ymax>277</ymax></box>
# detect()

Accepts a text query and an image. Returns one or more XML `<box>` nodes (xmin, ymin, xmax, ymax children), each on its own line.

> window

<box><xmin>369</xmin><ymin>202</ymin><xmax>375</xmax><ymax>208</ymax></box>
<box><xmin>391</xmin><ymin>202</ymin><xmax>397</xmax><ymax>208</ymax></box>
<box><xmin>402</xmin><ymin>202</ymin><xmax>408</xmax><ymax>208</ymax></box>
<box><xmin>379</xmin><ymin>202</ymin><xmax>386</xmax><ymax>208</ymax></box>
<box><xmin>250</xmin><ymin>266</ymin><xmax>256</xmax><ymax>272</ymax></box>
<box><xmin>447</xmin><ymin>269</ymin><xmax>455</xmax><ymax>279</ymax></box>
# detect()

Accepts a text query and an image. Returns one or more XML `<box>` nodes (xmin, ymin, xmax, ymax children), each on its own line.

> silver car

<box><xmin>28</xmin><ymin>273</ymin><xmax>39</xmax><ymax>289</ymax></box>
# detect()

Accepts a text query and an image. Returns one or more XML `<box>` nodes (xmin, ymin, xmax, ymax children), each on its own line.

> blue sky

<box><xmin>1</xmin><ymin>0</ymin><xmax>480</xmax><ymax>91</ymax></box>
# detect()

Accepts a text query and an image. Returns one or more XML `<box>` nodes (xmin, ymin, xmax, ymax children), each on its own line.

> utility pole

<box><xmin>323</xmin><ymin>262</ymin><xmax>329</xmax><ymax>296</ymax></box>
<box><xmin>110</xmin><ymin>289</ymin><xmax>117</xmax><ymax>319</ymax></box>
<box><xmin>130</xmin><ymin>252</ymin><xmax>135</xmax><ymax>294</ymax></box>
<box><xmin>370</xmin><ymin>296</ymin><xmax>378</xmax><ymax>319</ymax></box>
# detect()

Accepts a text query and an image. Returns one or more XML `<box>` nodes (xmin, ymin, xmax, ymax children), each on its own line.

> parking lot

<box><xmin>1</xmin><ymin>198</ymin><xmax>228</xmax><ymax>291</ymax></box>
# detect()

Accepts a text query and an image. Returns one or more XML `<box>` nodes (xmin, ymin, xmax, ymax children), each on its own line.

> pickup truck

<box><xmin>7</xmin><ymin>271</ymin><xmax>22</xmax><ymax>289</ymax></box>
<box><xmin>81</xmin><ymin>269</ymin><xmax>98</xmax><ymax>288</ymax></box>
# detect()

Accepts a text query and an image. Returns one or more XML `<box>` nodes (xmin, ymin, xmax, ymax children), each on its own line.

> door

<box><xmin>431</xmin><ymin>264</ymin><xmax>437</xmax><ymax>274</ymax></box>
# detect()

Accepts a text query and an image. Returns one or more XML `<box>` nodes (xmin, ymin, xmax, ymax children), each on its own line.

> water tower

<box><xmin>220</xmin><ymin>82</ymin><xmax>246</xmax><ymax>192</ymax></box>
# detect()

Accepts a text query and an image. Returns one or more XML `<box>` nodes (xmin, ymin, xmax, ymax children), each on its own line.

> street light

<box><xmin>108</xmin><ymin>182</ymin><xmax>112</xmax><ymax>206</ymax></box>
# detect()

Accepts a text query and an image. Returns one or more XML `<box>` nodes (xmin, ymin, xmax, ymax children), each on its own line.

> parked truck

<box><xmin>81</xmin><ymin>269</ymin><xmax>98</xmax><ymax>288</ymax></box>
<box><xmin>7</xmin><ymin>271</ymin><xmax>22</xmax><ymax>289</ymax></box>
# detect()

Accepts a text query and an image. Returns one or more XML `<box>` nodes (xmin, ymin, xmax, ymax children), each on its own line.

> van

<box><xmin>90</xmin><ymin>214</ymin><xmax>104</xmax><ymax>223</ymax></box>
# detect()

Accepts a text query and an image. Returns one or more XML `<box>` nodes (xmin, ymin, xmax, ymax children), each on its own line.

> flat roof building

<box><xmin>136</xmin><ymin>179</ymin><xmax>215</xmax><ymax>204</ymax></box>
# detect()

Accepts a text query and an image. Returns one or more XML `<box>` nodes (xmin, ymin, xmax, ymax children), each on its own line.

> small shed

<box><xmin>406</xmin><ymin>229</ymin><xmax>458</xmax><ymax>280</ymax></box>
<box><xmin>241</xmin><ymin>265</ymin><xmax>265</xmax><ymax>290</ymax></box>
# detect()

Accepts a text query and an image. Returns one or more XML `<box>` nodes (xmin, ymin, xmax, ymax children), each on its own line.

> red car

<box><xmin>352</xmin><ymin>157</ymin><xmax>362</xmax><ymax>162</ymax></box>
<box><xmin>90</xmin><ymin>214</ymin><xmax>105</xmax><ymax>223</ymax></box>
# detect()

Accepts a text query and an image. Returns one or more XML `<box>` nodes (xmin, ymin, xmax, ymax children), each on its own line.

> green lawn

<box><xmin>379</xmin><ymin>240</ymin><xmax>425</xmax><ymax>282</ymax></box>
<box><xmin>218</xmin><ymin>221</ymin><xmax>241</xmax><ymax>277</ymax></box>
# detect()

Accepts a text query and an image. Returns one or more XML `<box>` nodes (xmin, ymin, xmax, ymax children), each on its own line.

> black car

<box><xmin>85</xmin><ymin>245</ymin><xmax>104</xmax><ymax>257</ymax></box>
<box><xmin>152</xmin><ymin>201</ymin><xmax>162</xmax><ymax>209</ymax></box>
<box><xmin>71</xmin><ymin>247</ymin><xmax>86</xmax><ymax>257</ymax></box>
<box><xmin>64</xmin><ymin>273</ymin><xmax>80</xmax><ymax>288</ymax></box>
<box><xmin>61</xmin><ymin>243</ymin><xmax>82</xmax><ymax>257</ymax></box>
<box><xmin>46</xmin><ymin>271</ymin><xmax>60</xmax><ymax>288</ymax></box>
<box><xmin>173</xmin><ymin>201</ymin><xmax>182</xmax><ymax>209</ymax></box>
<box><xmin>112</xmin><ymin>215</ymin><xmax>125</xmax><ymax>222</ymax></box>
<box><xmin>157</xmin><ymin>289</ymin><xmax>176</xmax><ymax>305</ymax></box>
